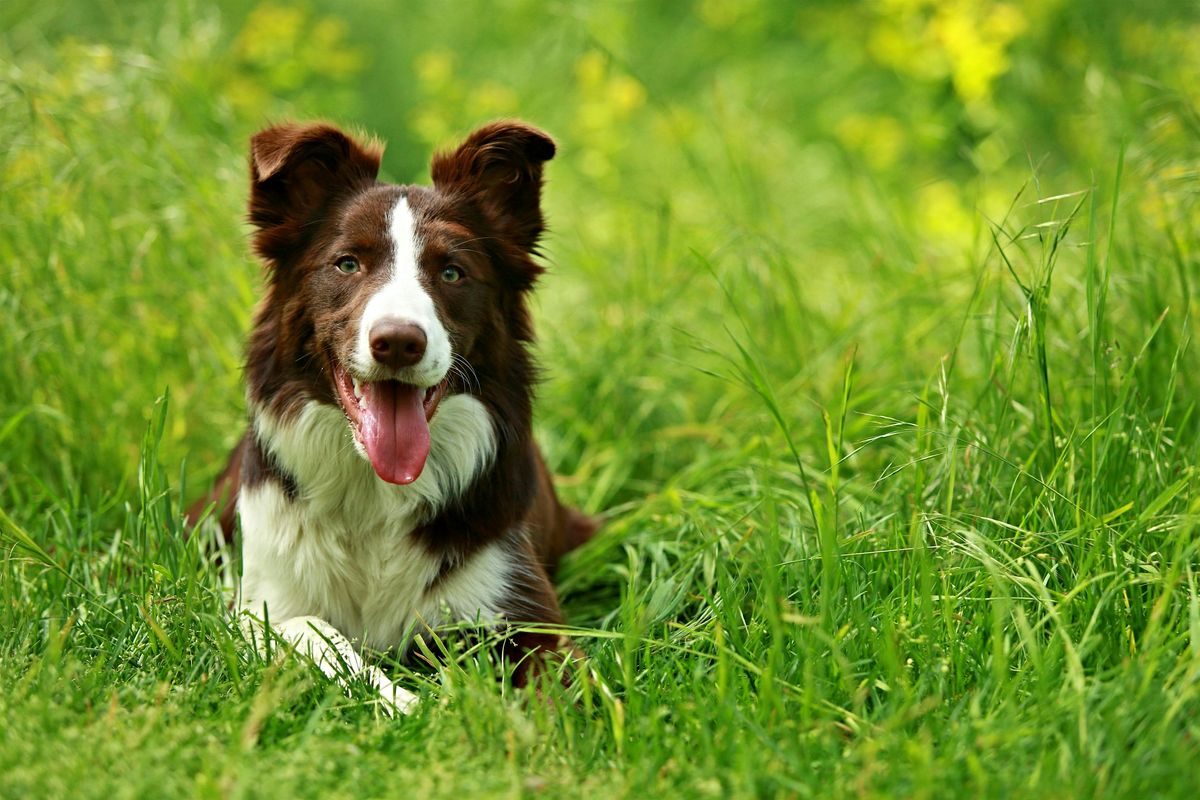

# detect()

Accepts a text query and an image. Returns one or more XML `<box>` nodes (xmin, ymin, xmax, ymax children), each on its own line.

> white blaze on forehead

<box><xmin>352</xmin><ymin>194</ymin><xmax>452</xmax><ymax>383</ymax></box>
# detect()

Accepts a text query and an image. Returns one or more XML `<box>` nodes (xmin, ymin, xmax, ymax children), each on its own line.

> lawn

<box><xmin>2</xmin><ymin>1</ymin><xmax>1199</xmax><ymax>797</ymax></box>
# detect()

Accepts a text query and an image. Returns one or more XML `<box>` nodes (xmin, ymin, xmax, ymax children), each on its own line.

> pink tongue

<box><xmin>359</xmin><ymin>381</ymin><xmax>430</xmax><ymax>485</ymax></box>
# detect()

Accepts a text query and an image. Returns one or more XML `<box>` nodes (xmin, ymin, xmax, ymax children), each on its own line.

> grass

<box><xmin>2</xmin><ymin>1</ymin><xmax>1199</xmax><ymax>797</ymax></box>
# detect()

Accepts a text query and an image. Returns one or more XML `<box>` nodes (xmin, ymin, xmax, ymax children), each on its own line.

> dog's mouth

<box><xmin>332</xmin><ymin>363</ymin><xmax>447</xmax><ymax>486</ymax></box>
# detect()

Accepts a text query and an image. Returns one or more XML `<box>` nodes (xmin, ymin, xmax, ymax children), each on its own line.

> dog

<box><xmin>190</xmin><ymin>120</ymin><xmax>598</xmax><ymax>713</ymax></box>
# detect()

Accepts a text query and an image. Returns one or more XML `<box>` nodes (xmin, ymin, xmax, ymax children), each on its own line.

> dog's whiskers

<box><xmin>449</xmin><ymin>354</ymin><xmax>481</xmax><ymax>394</ymax></box>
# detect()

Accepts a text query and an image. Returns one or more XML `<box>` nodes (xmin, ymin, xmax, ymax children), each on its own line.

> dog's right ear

<box><xmin>248</xmin><ymin>122</ymin><xmax>383</xmax><ymax>263</ymax></box>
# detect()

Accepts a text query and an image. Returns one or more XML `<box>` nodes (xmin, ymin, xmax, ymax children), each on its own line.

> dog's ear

<box><xmin>248</xmin><ymin>122</ymin><xmax>382</xmax><ymax>263</ymax></box>
<box><xmin>430</xmin><ymin>121</ymin><xmax>556</xmax><ymax>253</ymax></box>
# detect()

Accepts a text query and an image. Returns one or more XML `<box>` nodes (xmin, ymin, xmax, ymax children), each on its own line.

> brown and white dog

<box><xmin>193</xmin><ymin>120</ymin><xmax>597</xmax><ymax>713</ymax></box>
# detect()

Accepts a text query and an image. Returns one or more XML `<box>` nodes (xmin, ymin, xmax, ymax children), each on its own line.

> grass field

<box><xmin>2</xmin><ymin>1</ymin><xmax>1200</xmax><ymax>796</ymax></box>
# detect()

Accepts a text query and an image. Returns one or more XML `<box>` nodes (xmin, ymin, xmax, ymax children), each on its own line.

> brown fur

<box><xmin>188</xmin><ymin>120</ymin><xmax>599</xmax><ymax>685</ymax></box>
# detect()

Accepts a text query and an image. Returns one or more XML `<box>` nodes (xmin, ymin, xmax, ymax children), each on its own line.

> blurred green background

<box><xmin>3</xmin><ymin>0</ymin><xmax>1196</xmax><ymax>504</ymax></box>
<box><xmin>3</xmin><ymin>1</ymin><xmax>1200</xmax><ymax>796</ymax></box>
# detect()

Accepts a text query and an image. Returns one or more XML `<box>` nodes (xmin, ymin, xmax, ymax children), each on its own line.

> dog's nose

<box><xmin>369</xmin><ymin>320</ymin><xmax>427</xmax><ymax>369</ymax></box>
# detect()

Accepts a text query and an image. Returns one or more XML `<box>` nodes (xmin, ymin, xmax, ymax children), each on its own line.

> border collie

<box><xmin>192</xmin><ymin>120</ymin><xmax>597</xmax><ymax>713</ymax></box>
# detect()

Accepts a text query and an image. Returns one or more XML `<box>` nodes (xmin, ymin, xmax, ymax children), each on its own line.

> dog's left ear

<box><xmin>430</xmin><ymin>121</ymin><xmax>556</xmax><ymax>253</ymax></box>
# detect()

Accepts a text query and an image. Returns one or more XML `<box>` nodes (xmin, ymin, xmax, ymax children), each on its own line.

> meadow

<box><xmin>2</xmin><ymin>1</ymin><xmax>1199</xmax><ymax>796</ymax></box>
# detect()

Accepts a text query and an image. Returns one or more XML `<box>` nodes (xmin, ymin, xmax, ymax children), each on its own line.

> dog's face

<box><xmin>247</xmin><ymin>122</ymin><xmax>555</xmax><ymax>485</ymax></box>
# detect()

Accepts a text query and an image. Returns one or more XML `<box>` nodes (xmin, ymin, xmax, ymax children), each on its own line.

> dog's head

<box><xmin>247</xmin><ymin>121</ymin><xmax>555</xmax><ymax>485</ymax></box>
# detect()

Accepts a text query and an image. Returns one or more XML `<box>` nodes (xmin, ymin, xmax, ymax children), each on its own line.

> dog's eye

<box><xmin>335</xmin><ymin>256</ymin><xmax>360</xmax><ymax>274</ymax></box>
<box><xmin>440</xmin><ymin>265</ymin><xmax>464</xmax><ymax>284</ymax></box>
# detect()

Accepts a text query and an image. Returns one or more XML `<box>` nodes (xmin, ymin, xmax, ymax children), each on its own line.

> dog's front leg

<box><xmin>494</xmin><ymin>541</ymin><xmax>585</xmax><ymax>690</ymax></box>
<box><xmin>259</xmin><ymin>615</ymin><xmax>418</xmax><ymax>716</ymax></box>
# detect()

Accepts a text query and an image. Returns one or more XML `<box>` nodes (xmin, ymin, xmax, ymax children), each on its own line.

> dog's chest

<box><xmin>238</xmin><ymin>396</ymin><xmax>509</xmax><ymax>649</ymax></box>
<box><xmin>240</xmin><ymin>479</ymin><xmax>517</xmax><ymax>650</ymax></box>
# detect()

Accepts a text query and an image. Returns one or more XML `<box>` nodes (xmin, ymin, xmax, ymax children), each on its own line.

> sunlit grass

<box><xmin>2</xmin><ymin>2</ymin><xmax>1199</xmax><ymax>797</ymax></box>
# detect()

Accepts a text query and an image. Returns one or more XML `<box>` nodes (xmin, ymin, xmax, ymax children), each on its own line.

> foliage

<box><xmin>2</xmin><ymin>0</ymin><xmax>1199</xmax><ymax>796</ymax></box>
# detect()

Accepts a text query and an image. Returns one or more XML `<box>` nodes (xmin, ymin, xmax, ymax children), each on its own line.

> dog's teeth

<box><xmin>352</xmin><ymin>378</ymin><xmax>364</xmax><ymax>401</ymax></box>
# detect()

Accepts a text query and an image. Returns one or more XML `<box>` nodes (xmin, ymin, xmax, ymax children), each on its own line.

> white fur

<box><xmin>239</xmin><ymin>394</ymin><xmax>507</xmax><ymax>712</ymax></box>
<box><xmin>350</xmin><ymin>195</ymin><xmax>451</xmax><ymax>386</ymax></box>
<box><xmin>250</xmin><ymin>394</ymin><xmax>494</xmax><ymax>517</ymax></box>
<box><xmin>267</xmin><ymin>616</ymin><xmax>417</xmax><ymax>717</ymax></box>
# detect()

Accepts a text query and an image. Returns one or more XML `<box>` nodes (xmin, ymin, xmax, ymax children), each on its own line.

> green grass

<box><xmin>2</xmin><ymin>1</ymin><xmax>1199</xmax><ymax>797</ymax></box>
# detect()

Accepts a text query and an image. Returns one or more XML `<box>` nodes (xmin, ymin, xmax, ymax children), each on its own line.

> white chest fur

<box><xmin>238</xmin><ymin>395</ymin><xmax>509</xmax><ymax>650</ymax></box>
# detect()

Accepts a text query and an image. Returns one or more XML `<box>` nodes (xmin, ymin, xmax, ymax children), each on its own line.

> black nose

<box><xmin>369</xmin><ymin>320</ymin><xmax>427</xmax><ymax>369</ymax></box>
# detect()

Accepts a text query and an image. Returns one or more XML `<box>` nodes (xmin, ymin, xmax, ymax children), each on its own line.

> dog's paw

<box><xmin>366</xmin><ymin>667</ymin><xmax>418</xmax><ymax>717</ymax></box>
<box><xmin>378</xmin><ymin>683</ymin><xmax>419</xmax><ymax>717</ymax></box>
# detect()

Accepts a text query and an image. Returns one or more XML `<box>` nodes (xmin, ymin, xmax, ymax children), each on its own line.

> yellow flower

<box><xmin>917</xmin><ymin>181</ymin><xmax>974</xmax><ymax>248</ymax></box>
<box><xmin>235</xmin><ymin>3</ymin><xmax>306</xmax><ymax>66</ymax></box>
<box><xmin>867</xmin><ymin>0</ymin><xmax>1027</xmax><ymax>105</ymax></box>
<box><xmin>416</xmin><ymin>50</ymin><xmax>455</xmax><ymax>89</ymax></box>
<box><xmin>468</xmin><ymin>81</ymin><xmax>518</xmax><ymax>116</ymax></box>
<box><xmin>575</xmin><ymin>51</ymin><xmax>606</xmax><ymax>90</ymax></box>
<box><xmin>232</xmin><ymin>3</ymin><xmax>363</xmax><ymax>89</ymax></box>
<box><xmin>835</xmin><ymin>114</ymin><xmax>906</xmax><ymax>170</ymax></box>
<box><xmin>412</xmin><ymin>108</ymin><xmax>452</xmax><ymax>149</ymax></box>
<box><xmin>608</xmin><ymin>74</ymin><xmax>646</xmax><ymax>114</ymax></box>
